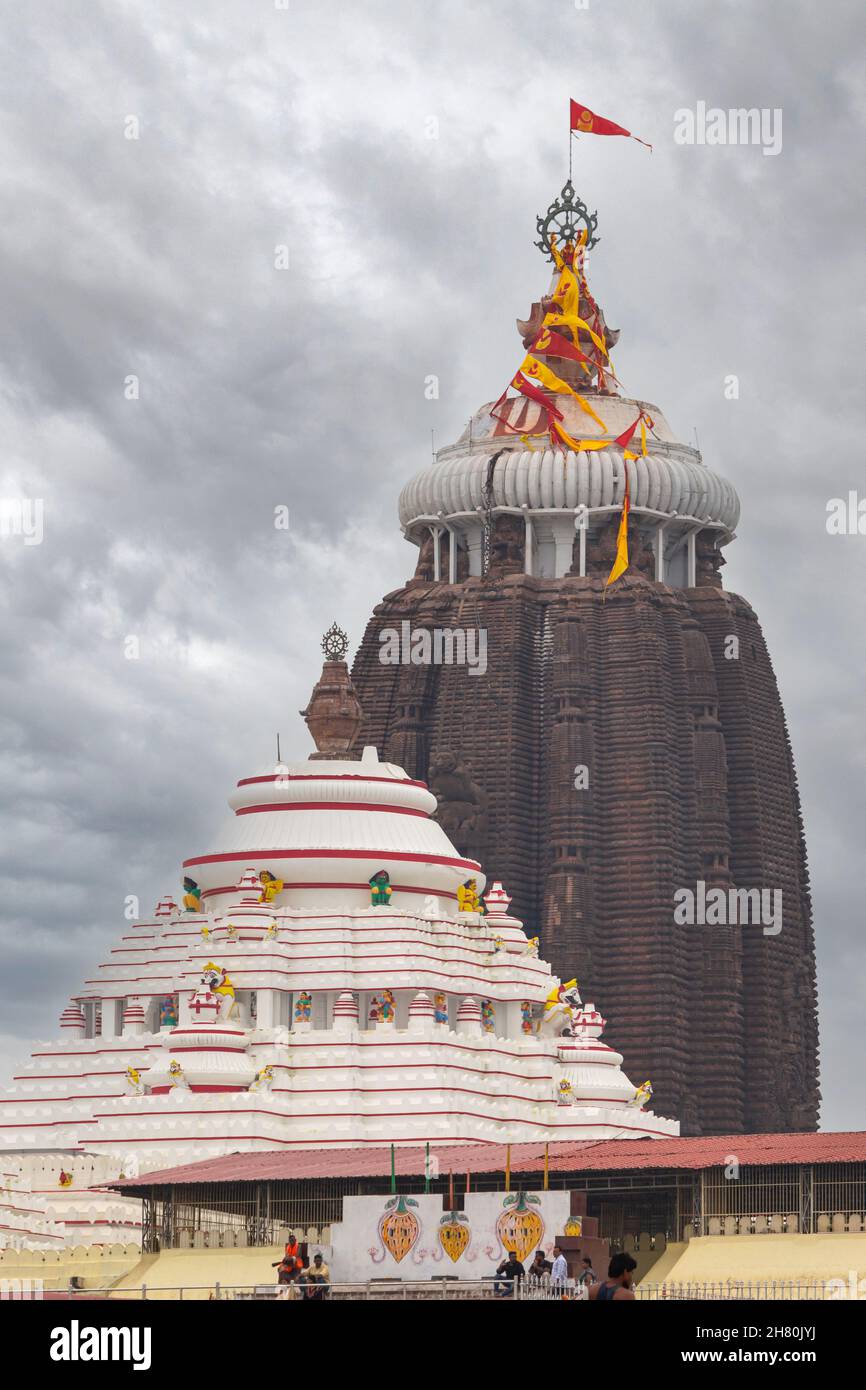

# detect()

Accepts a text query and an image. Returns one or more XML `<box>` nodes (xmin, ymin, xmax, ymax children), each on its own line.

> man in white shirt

<box><xmin>550</xmin><ymin>1246</ymin><xmax>569</xmax><ymax>1287</ymax></box>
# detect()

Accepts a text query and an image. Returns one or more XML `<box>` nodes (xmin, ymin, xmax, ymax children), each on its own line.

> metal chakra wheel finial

<box><xmin>321</xmin><ymin>623</ymin><xmax>349</xmax><ymax>661</ymax></box>
<box><xmin>534</xmin><ymin>180</ymin><xmax>600</xmax><ymax>260</ymax></box>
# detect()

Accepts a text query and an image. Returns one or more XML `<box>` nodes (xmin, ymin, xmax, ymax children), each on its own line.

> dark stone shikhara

<box><xmin>351</xmin><ymin>540</ymin><xmax>820</xmax><ymax>1136</ymax></box>
<box><xmin>351</xmin><ymin>188</ymin><xmax>819</xmax><ymax>1136</ymax></box>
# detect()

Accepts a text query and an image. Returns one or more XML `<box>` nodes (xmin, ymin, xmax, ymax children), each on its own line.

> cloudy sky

<box><xmin>0</xmin><ymin>0</ymin><xmax>863</xmax><ymax>1131</ymax></box>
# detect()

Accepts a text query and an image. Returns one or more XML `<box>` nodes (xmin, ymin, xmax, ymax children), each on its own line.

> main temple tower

<box><xmin>351</xmin><ymin>182</ymin><xmax>820</xmax><ymax>1136</ymax></box>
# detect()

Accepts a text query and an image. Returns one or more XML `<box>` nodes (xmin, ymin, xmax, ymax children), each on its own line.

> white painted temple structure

<box><xmin>0</xmin><ymin>638</ymin><xmax>677</xmax><ymax>1247</ymax></box>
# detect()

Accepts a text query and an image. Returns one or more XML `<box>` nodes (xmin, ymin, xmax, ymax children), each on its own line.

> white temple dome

<box><xmin>184</xmin><ymin>744</ymin><xmax>484</xmax><ymax>913</ymax></box>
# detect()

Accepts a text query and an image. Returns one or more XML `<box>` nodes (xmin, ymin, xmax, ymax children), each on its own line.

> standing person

<box><xmin>578</xmin><ymin>1255</ymin><xmax>596</xmax><ymax>1288</ymax></box>
<box><xmin>550</xmin><ymin>1246</ymin><xmax>569</xmax><ymax>1288</ymax></box>
<box><xmin>493</xmin><ymin>1252</ymin><xmax>525</xmax><ymax>1297</ymax></box>
<box><xmin>588</xmin><ymin>1252</ymin><xmax>637</xmax><ymax>1301</ymax></box>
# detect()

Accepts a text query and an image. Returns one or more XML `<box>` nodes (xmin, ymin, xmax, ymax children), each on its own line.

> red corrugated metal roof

<box><xmin>110</xmin><ymin>1130</ymin><xmax>866</xmax><ymax>1190</ymax></box>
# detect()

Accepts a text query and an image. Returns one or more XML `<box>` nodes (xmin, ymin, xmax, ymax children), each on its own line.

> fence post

<box><xmin>141</xmin><ymin>1284</ymin><xmax>146</xmax><ymax>1300</ymax></box>
<box><xmin>214</xmin><ymin>1282</ymin><xmax>221</xmax><ymax>1300</ymax></box>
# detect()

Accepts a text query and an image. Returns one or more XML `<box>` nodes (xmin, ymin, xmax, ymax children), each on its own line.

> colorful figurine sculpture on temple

<box><xmin>158</xmin><ymin>996</ymin><xmax>178</xmax><ymax>1028</ymax></box>
<box><xmin>369</xmin><ymin>870</ymin><xmax>392</xmax><ymax>907</ymax></box>
<box><xmin>368</xmin><ymin>996</ymin><xmax>381</xmax><ymax>1024</ymax></box>
<box><xmin>524</xmin><ymin>936</ymin><xmax>540</xmax><ymax>957</ymax></box>
<box><xmin>557</xmin><ymin>1079</ymin><xmax>575</xmax><ymax>1106</ymax></box>
<box><xmin>58</xmin><ymin>1169</ymin><xmax>73</xmax><ymax>1188</ymax></box>
<box><xmin>182</xmin><ymin>876</ymin><xmax>202</xmax><ymax>913</ymax></box>
<box><xmin>264</xmin><ymin>920</ymin><xmax>280</xmax><ymax>940</ymax></box>
<box><xmin>631</xmin><ymin>1080</ymin><xmax>653</xmax><ymax>1109</ymax></box>
<box><xmin>125</xmin><ymin>1066</ymin><xmax>145</xmax><ymax>1096</ymax></box>
<box><xmin>200</xmin><ymin>923</ymin><xmax>211</xmax><ymax>941</ymax></box>
<box><xmin>249</xmin><ymin>1064</ymin><xmax>275</xmax><ymax>1093</ymax></box>
<box><xmin>226</xmin><ymin>923</ymin><xmax>238</xmax><ymax>940</ymax></box>
<box><xmin>538</xmin><ymin>979</ymin><xmax>583</xmax><ymax>1037</ymax></box>
<box><xmin>168</xmin><ymin>1060</ymin><xmax>188</xmax><ymax>1089</ymax></box>
<box><xmin>481</xmin><ymin>1000</ymin><xmax>495</xmax><ymax>1034</ymax></box>
<box><xmin>258</xmin><ymin>869</ymin><xmax>284</xmax><ymax>905</ymax></box>
<box><xmin>434</xmin><ymin>993</ymin><xmax>449</xmax><ymax>1024</ymax></box>
<box><xmin>457</xmin><ymin>878</ymin><xmax>484</xmax><ymax>914</ymax></box>
<box><xmin>520</xmin><ymin>1001</ymin><xmax>533</xmax><ymax>1035</ymax></box>
<box><xmin>294</xmin><ymin>991</ymin><xmax>312</xmax><ymax>1024</ymax></box>
<box><xmin>200</xmin><ymin>962</ymin><xmax>238</xmax><ymax>1019</ymax></box>
<box><xmin>493</xmin><ymin>936</ymin><xmax>506</xmax><ymax>953</ymax></box>
<box><xmin>379</xmin><ymin>989</ymin><xmax>396</xmax><ymax>1023</ymax></box>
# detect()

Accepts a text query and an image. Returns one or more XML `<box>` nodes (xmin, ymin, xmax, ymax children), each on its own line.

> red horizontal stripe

<box><xmin>201</xmin><ymin>882</ymin><xmax>460</xmax><ymax>901</ymax></box>
<box><xmin>150</xmin><ymin>1085</ymin><xmax>245</xmax><ymax>1094</ymax></box>
<box><xmin>237</xmin><ymin>774</ymin><xmax>429</xmax><ymax>790</ymax></box>
<box><xmin>236</xmin><ymin>801</ymin><xmax>428</xmax><ymax>819</ymax></box>
<box><xmin>184</xmin><ymin>849</ymin><xmax>481</xmax><ymax>871</ymax></box>
<box><xmin>85</xmin><ymin>1111</ymin><xmax>672</xmax><ymax>1141</ymax></box>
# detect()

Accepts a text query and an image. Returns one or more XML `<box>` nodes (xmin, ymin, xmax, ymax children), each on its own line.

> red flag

<box><xmin>531</xmin><ymin>326</ymin><xmax>594</xmax><ymax>369</ymax></box>
<box><xmin>570</xmin><ymin>99</ymin><xmax>651</xmax><ymax>149</ymax></box>
<box><xmin>507</xmin><ymin>372</ymin><xmax>564</xmax><ymax>420</ymax></box>
<box><xmin>614</xmin><ymin>415</ymin><xmax>642</xmax><ymax>450</ymax></box>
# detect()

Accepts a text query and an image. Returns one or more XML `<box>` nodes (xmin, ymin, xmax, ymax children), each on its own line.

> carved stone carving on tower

<box><xmin>429</xmin><ymin>752</ymin><xmax>490</xmax><ymax>858</ymax></box>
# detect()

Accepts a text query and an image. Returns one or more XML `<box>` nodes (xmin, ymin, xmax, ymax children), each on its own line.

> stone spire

<box><xmin>300</xmin><ymin>624</ymin><xmax>363</xmax><ymax>759</ymax></box>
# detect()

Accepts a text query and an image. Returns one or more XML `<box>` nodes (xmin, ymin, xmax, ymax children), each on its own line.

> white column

<box><xmin>100</xmin><ymin>1000</ymin><xmax>119</xmax><ymax>1040</ymax></box>
<box><xmin>575</xmin><ymin>507</ymin><xmax>587</xmax><ymax>577</ymax></box>
<box><xmin>655</xmin><ymin>515</ymin><xmax>675</xmax><ymax>583</ymax></box>
<box><xmin>655</xmin><ymin>524</ymin><xmax>665</xmax><ymax>582</ymax></box>
<box><xmin>687</xmin><ymin>529</ymin><xmax>697</xmax><ymax>587</ymax></box>
<box><xmin>431</xmin><ymin>526</ymin><xmax>442</xmax><ymax>581</ymax></box>
<box><xmin>466</xmin><ymin>521</ymin><xmax>484</xmax><ymax>577</ymax></box>
<box><xmin>447</xmin><ymin>526</ymin><xmax>457</xmax><ymax>583</ymax></box>
<box><xmin>256</xmin><ymin>989</ymin><xmax>277</xmax><ymax>1029</ymax></box>
<box><xmin>523</xmin><ymin>507</ymin><xmax>533</xmax><ymax>576</ymax></box>
<box><xmin>552</xmin><ymin>517</ymin><xmax>574</xmax><ymax>578</ymax></box>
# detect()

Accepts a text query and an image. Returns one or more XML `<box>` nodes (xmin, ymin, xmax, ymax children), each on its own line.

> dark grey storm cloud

<box><xmin>0</xmin><ymin>0</ymin><xmax>863</xmax><ymax>1128</ymax></box>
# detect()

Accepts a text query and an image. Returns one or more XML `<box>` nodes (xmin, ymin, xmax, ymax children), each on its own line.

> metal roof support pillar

<box><xmin>800</xmin><ymin>1164</ymin><xmax>814</xmax><ymax>1234</ymax></box>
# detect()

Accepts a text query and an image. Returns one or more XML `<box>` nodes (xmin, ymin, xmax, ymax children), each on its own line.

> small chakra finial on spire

<box><xmin>534</xmin><ymin>180</ymin><xmax>599</xmax><ymax>261</ymax></box>
<box><xmin>321</xmin><ymin>622</ymin><xmax>349</xmax><ymax>661</ymax></box>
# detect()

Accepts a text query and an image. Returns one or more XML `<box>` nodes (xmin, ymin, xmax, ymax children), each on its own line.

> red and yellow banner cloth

<box><xmin>570</xmin><ymin>99</ymin><xmax>652</xmax><ymax>149</ymax></box>
<box><xmin>606</xmin><ymin>468</ymin><xmax>631</xmax><ymax>587</ymax></box>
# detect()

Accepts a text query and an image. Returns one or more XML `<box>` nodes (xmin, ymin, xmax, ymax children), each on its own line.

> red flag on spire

<box><xmin>570</xmin><ymin>99</ymin><xmax>652</xmax><ymax>150</ymax></box>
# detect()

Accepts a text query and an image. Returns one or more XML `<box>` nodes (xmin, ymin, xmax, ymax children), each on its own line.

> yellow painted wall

<box><xmin>648</xmin><ymin>1233</ymin><xmax>866</xmax><ymax>1291</ymax></box>
<box><xmin>109</xmin><ymin>1245</ymin><xmax>285</xmax><ymax>1300</ymax></box>
<box><xmin>0</xmin><ymin>1244</ymin><xmax>141</xmax><ymax>1292</ymax></box>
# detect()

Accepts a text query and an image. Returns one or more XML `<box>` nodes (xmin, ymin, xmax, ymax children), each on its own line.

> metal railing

<box><xmin>59</xmin><ymin>1279</ymin><xmax>506</xmax><ymax>1301</ymax></box>
<box><xmin>637</xmin><ymin>1280</ymin><xmax>831</xmax><ymax>1301</ymax></box>
<box><xmin>46</xmin><ymin>1276</ymin><xmax>839</xmax><ymax>1302</ymax></box>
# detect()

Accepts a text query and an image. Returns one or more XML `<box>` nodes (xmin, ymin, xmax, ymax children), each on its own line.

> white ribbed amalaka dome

<box><xmin>184</xmin><ymin>745</ymin><xmax>484</xmax><ymax>912</ymax></box>
<box><xmin>400</xmin><ymin>394</ymin><xmax>740</xmax><ymax>538</ymax></box>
